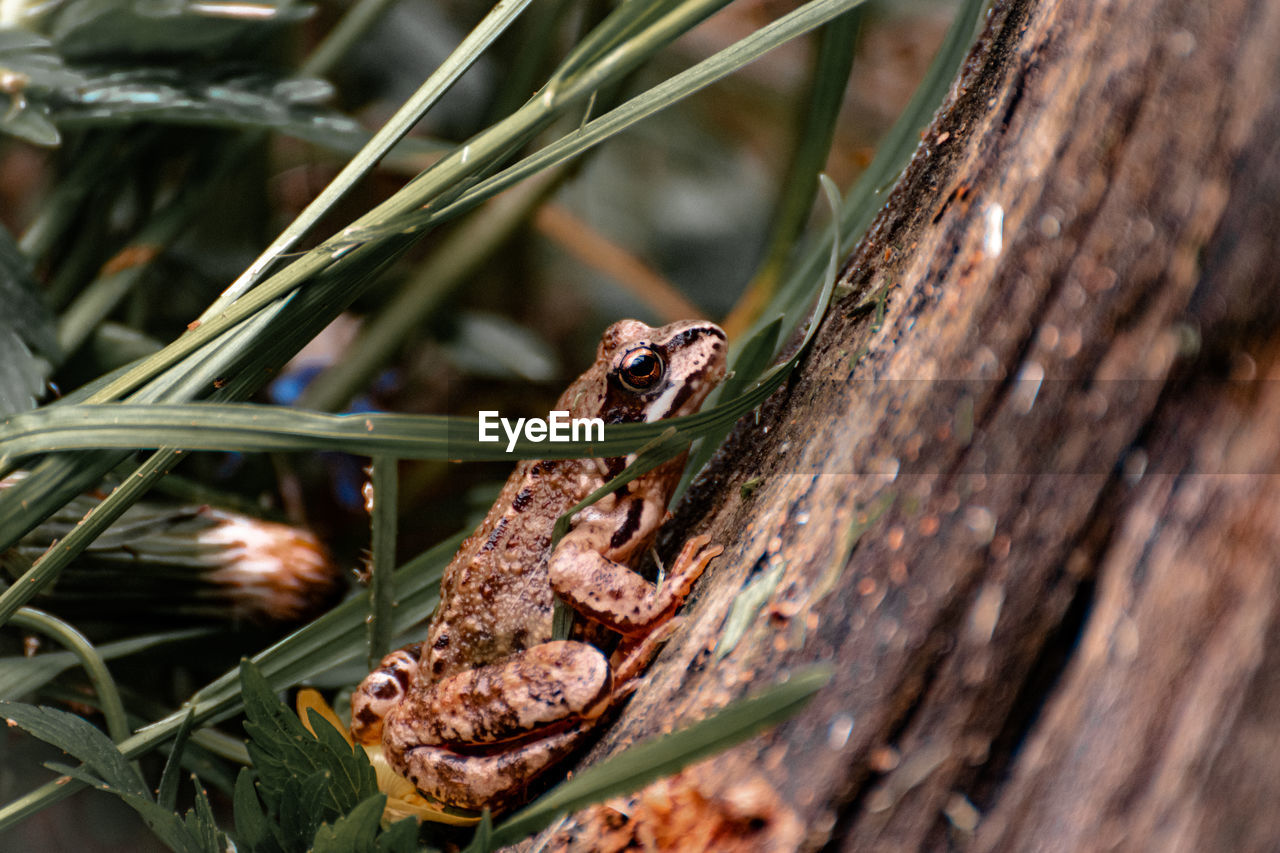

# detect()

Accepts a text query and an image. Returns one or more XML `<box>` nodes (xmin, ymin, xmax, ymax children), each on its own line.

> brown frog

<box><xmin>350</xmin><ymin>318</ymin><xmax>728</xmax><ymax>811</ymax></box>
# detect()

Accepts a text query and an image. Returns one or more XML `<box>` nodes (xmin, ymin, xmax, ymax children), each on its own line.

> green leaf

<box><xmin>239</xmin><ymin>660</ymin><xmax>378</xmax><ymax>824</ymax></box>
<box><xmin>0</xmin><ymin>330</ymin><xmax>47</xmax><ymax>418</ymax></box>
<box><xmin>467</xmin><ymin>811</ymin><xmax>494</xmax><ymax>853</ymax></box>
<box><xmin>183</xmin><ymin>780</ymin><xmax>226</xmax><ymax>853</ymax></box>
<box><xmin>375</xmin><ymin>816</ymin><xmax>422</xmax><ymax>853</ymax></box>
<box><xmin>50</xmin><ymin>68</ymin><xmax>368</xmax><ymax>146</ymax></box>
<box><xmin>0</xmin><ymin>223</ymin><xmax>55</xmax><ymax>415</ymax></box>
<box><xmin>0</xmin><ymin>103</ymin><xmax>61</xmax><ymax>146</ymax></box>
<box><xmin>0</xmin><ymin>400</ymin><xmax>729</xmax><ymax>466</ymax></box>
<box><xmin>233</xmin><ymin>768</ymin><xmax>288</xmax><ymax>853</ymax></box>
<box><xmin>0</xmin><ymin>706</ymin><xmax>225</xmax><ymax>849</ymax></box>
<box><xmin>0</xmin><ymin>701</ymin><xmax>148</xmax><ymax>798</ymax></box>
<box><xmin>274</xmin><ymin>771</ymin><xmax>331</xmax><ymax>847</ymax></box>
<box><xmin>158</xmin><ymin>710</ymin><xmax>196</xmax><ymax>811</ymax></box>
<box><xmin>482</xmin><ymin>666</ymin><xmax>832</xmax><ymax>848</ymax></box>
<box><xmin>309</xmin><ymin>794</ymin><xmax>387</xmax><ymax>853</ymax></box>
<box><xmin>366</xmin><ymin>455</ymin><xmax>398</xmax><ymax>667</ymax></box>
<box><xmin>116</xmin><ymin>782</ymin><xmax>226</xmax><ymax>853</ymax></box>
<box><xmin>48</xmin><ymin>0</ymin><xmax>312</xmax><ymax>59</ymax></box>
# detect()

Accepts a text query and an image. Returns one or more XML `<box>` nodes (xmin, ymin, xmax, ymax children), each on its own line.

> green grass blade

<box><xmin>220</xmin><ymin>0</ymin><xmax>537</xmax><ymax>313</ymax></box>
<box><xmin>366</xmin><ymin>455</ymin><xmax>398</xmax><ymax>667</ymax></box>
<box><xmin>392</xmin><ymin>0</ymin><xmax>876</xmax><ymax>235</ymax></box>
<box><xmin>5</xmin><ymin>608</ymin><xmax>130</xmax><ymax>746</ymax></box>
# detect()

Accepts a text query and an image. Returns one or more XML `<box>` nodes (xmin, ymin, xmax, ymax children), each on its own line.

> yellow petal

<box><xmin>295</xmin><ymin>688</ymin><xmax>354</xmax><ymax>747</ymax></box>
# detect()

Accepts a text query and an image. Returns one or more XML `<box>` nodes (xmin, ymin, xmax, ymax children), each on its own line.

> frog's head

<box><xmin>597</xmin><ymin>319</ymin><xmax>727</xmax><ymax>424</ymax></box>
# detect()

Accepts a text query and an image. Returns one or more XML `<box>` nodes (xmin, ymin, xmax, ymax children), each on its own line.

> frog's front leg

<box><xmin>382</xmin><ymin>641</ymin><xmax>612</xmax><ymax>809</ymax></box>
<box><xmin>550</xmin><ymin>500</ymin><xmax>723</xmax><ymax>639</ymax></box>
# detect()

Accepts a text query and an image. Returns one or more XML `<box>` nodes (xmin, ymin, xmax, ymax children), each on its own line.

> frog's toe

<box><xmin>350</xmin><ymin>646</ymin><xmax>421</xmax><ymax>744</ymax></box>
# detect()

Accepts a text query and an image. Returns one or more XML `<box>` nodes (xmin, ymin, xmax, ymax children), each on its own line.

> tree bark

<box><xmin>537</xmin><ymin>0</ymin><xmax>1280</xmax><ymax>849</ymax></box>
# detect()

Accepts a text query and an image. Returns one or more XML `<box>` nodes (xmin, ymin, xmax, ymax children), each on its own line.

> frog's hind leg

<box><xmin>350</xmin><ymin>643</ymin><xmax>423</xmax><ymax>744</ymax></box>
<box><xmin>396</xmin><ymin>724</ymin><xmax>590</xmax><ymax>812</ymax></box>
<box><xmin>385</xmin><ymin>640</ymin><xmax>612</xmax><ymax>747</ymax></box>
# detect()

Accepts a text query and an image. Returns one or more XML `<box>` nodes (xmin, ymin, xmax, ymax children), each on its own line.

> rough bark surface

<box><xmin>535</xmin><ymin>0</ymin><xmax>1280</xmax><ymax>849</ymax></box>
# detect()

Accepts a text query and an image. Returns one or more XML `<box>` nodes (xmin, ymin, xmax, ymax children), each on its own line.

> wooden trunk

<box><xmin>538</xmin><ymin>0</ymin><xmax>1280</xmax><ymax>849</ymax></box>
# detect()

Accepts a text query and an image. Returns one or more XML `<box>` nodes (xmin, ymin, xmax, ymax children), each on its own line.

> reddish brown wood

<box><xmin>535</xmin><ymin>0</ymin><xmax>1280</xmax><ymax>849</ymax></box>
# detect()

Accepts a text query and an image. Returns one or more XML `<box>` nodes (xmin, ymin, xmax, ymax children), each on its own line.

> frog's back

<box><xmin>423</xmin><ymin>454</ymin><xmax>602</xmax><ymax>680</ymax></box>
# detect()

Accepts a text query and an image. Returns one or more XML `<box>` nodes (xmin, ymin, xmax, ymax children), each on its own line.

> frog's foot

<box><xmin>551</xmin><ymin>533</ymin><xmax>723</xmax><ymax>638</ymax></box>
<box><xmin>394</xmin><ymin>724</ymin><xmax>590</xmax><ymax>812</ymax></box>
<box><xmin>611</xmin><ymin>617</ymin><xmax>683</xmax><ymax>687</ymax></box>
<box><xmin>350</xmin><ymin>644</ymin><xmax>423</xmax><ymax>744</ymax></box>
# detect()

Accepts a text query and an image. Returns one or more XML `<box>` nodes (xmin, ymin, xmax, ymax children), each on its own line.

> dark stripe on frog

<box><xmin>602</xmin><ymin>390</ymin><xmax>650</xmax><ymax>424</ymax></box>
<box><xmin>609</xmin><ymin>499</ymin><xmax>645</xmax><ymax>549</ymax></box>
<box><xmin>512</xmin><ymin>487</ymin><xmax>533</xmax><ymax>512</ymax></box>
<box><xmin>480</xmin><ymin>517</ymin><xmax>508</xmax><ymax>553</ymax></box>
<box><xmin>659</xmin><ymin>325</ymin><xmax>724</xmax><ymax>353</ymax></box>
<box><xmin>662</xmin><ymin>376</ymin><xmax>697</xmax><ymax>417</ymax></box>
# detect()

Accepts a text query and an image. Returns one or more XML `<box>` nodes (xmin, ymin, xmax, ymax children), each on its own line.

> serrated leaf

<box><xmin>233</xmin><ymin>768</ymin><xmax>288</xmax><ymax>853</ymax></box>
<box><xmin>274</xmin><ymin>771</ymin><xmax>329</xmax><ymax>845</ymax></box>
<box><xmin>184</xmin><ymin>778</ymin><xmax>227</xmax><ymax>853</ymax></box>
<box><xmin>115</xmin><ymin>784</ymin><xmax>225</xmax><ymax>853</ymax></box>
<box><xmin>239</xmin><ymin>660</ymin><xmax>377</xmax><ymax>825</ymax></box>
<box><xmin>0</xmin><ymin>701</ymin><xmax>148</xmax><ymax>797</ymax></box>
<box><xmin>2</xmin><ymin>702</ymin><xmax>225</xmax><ymax>849</ymax></box>
<box><xmin>309</xmin><ymin>795</ymin><xmax>387</xmax><ymax>853</ymax></box>
<box><xmin>375</xmin><ymin>816</ymin><xmax>421</xmax><ymax>853</ymax></box>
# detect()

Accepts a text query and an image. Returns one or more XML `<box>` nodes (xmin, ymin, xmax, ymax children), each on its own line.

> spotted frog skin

<box><xmin>350</xmin><ymin>319</ymin><xmax>728</xmax><ymax>811</ymax></box>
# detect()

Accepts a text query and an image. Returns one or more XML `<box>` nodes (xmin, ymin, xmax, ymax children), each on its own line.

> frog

<box><xmin>350</xmin><ymin>318</ymin><xmax>729</xmax><ymax>812</ymax></box>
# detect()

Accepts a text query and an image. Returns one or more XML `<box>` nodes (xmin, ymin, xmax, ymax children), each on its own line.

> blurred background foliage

<box><xmin>0</xmin><ymin>0</ymin><xmax>959</xmax><ymax>848</ymax></box>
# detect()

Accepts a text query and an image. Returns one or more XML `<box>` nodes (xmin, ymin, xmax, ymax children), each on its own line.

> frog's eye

<box><xmin>616</xmin><ymin>346</ymin><xmax>665</xmax><ymax>392</ymax></box>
